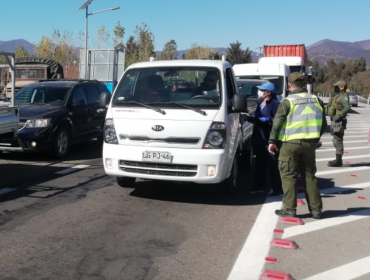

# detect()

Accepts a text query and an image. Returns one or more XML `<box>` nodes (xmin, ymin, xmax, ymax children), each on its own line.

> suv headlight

<box><xmin>203</xmin><ymin>122</ymin><xmax>227</xmax><ymax>149</ymax></box>
<box><xmin>104</xmin><ymin>118</ymin><xmax>118</xmax><ymax>144</ymax></box>
<box><xmin>24</xmin><ymin>118</ymin><xmax>51</xmax><ymax>128</ymax></box>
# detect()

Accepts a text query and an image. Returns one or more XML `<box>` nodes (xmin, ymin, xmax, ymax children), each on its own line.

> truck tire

<box><xmin>53</xmin><ymin>127</ymin><xmax>70</xmax><ymax>158</ymax></box>
<box><xmin>221</xmin><ymin>156</ymin><xmax>239</xmax><ymax>195</ymax></box>
<box><xmin>116</xmin><ymin>177</ymin><xmax>136</xmax><ymax>188</ymax></box>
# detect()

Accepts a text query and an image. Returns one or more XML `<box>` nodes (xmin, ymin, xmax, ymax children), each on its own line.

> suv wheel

<box><xmin>53</xmin><ymin>127</ymin><xmax>70</xmax><ymax>158</ymax></box>
<box><xmin>116</xmin><ymin>177</ymin><xmax>136</xmax><ymax>188</ymax></box>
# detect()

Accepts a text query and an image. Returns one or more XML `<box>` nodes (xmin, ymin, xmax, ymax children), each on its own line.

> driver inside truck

<box><xmin>192</xmin><ymin>70</ymin><xmax>219</xmax><ymax>98</ymax></box>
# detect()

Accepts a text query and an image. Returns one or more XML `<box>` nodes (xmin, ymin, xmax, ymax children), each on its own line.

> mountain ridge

<box><xmin>1</xmin><ymin>38</ymin><xmax>370</xmax><ymax>65</ymax></box>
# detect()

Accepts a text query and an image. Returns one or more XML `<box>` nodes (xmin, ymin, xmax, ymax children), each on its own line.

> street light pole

<box><xmin>78</xmin><ymin>0</ymin><xmax>120</xmax><ymax>79</ymax></box>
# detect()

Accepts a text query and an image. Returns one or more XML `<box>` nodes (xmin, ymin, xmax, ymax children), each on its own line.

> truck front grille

<box><xmin>119</xmin><ymin>160</ymin><xmax>197</xmax><ymax>177</ymax></box>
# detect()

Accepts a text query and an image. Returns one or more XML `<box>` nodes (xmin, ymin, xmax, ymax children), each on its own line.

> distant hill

<box><xmin>306</xmin><ymin>39</ymin><xmax>370</xmax><ymax>65</ymax></box>
<box><xmin>0</xmin><ymin>39</ymin><xmax>36</xmax><ymax>53</ymax></box>
<box><xmin>2</xmin><ymin>38</ymin><xmax>370</xmax><ymax>66</ymax></box>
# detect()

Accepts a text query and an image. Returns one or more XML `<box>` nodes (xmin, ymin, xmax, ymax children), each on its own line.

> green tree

<box><xmin>183</xmin><ymin>44</ymin><xmax>212</xmax><ymax>59</ymax></box>
<box><xmin>209</xmin><ymin>51</ymin><xmax>222</xmax><ymax>60</ymax></box>
<box><xmin>160</xmin><ymin>40</ymin><xmax>178</xmax><ymax>60</ymax></box>
<box><xmin>124</xmin><ymin>35</ymin><xmax>138</xmax><ymax>68</ymax></box>
<box><xmin>353</xmin><ymin>57</ymin><xmax>367</xmax><ymax>73</ymax></box>
<box><xmin>113</xmin><ymin>21</ymin><xmax>125</xmax><ymax>49</ymax></box>
<box><xmin>15</xmin><ymin>45</ymin><xmax>29</xmax><ymax>58</ymax></box>
<box><xmin>134</xmin><ymin>23</ymin><xmax>155</xmax><ymax>62</ymax></box>
<box><xmin>226</xmin><ymin>41</ymin><xmax>252</xmax><ymax>65</ymax></box>
<box><xmin>96</xmin><ymin>25</ymin><xmax>110</xmax><ymax>49</ymax></box>
<box><xmin>36</xmin><ymin>36</ymin><xmax>54</xmax><ymax>58</ymax></box>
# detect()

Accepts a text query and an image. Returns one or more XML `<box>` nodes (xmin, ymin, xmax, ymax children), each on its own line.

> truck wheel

<box><xmin>221</xmin><ymin>156</ymin><xmax>239</xmax><ymax>195</ymax></box>
<box><xmin>53</xmin><ymin>127</ymin><xmax>70</xmax><ymax>158</ymax></box>
<box><xmin>116</xmin><ymin>177</ymin><xmax>136</xmax><ymax>188</ymax></box>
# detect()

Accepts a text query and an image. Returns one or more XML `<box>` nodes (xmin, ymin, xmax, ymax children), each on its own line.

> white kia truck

<box><xmin>99</xmin><ymin>59</ymin><xmax>252</xmax><ymax>194</ymax></box>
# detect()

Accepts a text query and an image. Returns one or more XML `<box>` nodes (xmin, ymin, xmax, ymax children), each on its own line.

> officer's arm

<box><xmin>341</xmin><ymin>94</ymin><xmax>351</xmax><ymax>117</ymax></box>
<box><xmin>318</xmin><ymin>98</ymin><xmax>327</xmax><ymax>136</ymax></box>
<box><xmin>268</xmin><ymin>100</ymin><xmax>289</xmax><ymax>144</ymax></box>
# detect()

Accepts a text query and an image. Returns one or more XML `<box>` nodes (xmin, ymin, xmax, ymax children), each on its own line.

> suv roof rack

<box><xmin>37</xmin><ymin>78</ymin><xmax>101</xmax><ymax>83</ymax></box>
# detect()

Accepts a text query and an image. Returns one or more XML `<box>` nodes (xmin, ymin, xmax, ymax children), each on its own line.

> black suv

<box><xmin>0</xmin><ymin>79</ymin><xmax>109</xmax><ymax>158</ymax></box>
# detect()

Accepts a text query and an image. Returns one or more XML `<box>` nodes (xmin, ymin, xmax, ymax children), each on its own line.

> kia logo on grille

<box><xmin>152</xmin><ymin>125</ymin><xmax>164</xmax><ymax>132</ymax></box>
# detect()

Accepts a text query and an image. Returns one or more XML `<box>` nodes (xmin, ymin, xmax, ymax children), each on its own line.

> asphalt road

<box><xmin>0</xmin><ymin>102</ymin><xmax>369</xmax><ymax>280</ymax></box>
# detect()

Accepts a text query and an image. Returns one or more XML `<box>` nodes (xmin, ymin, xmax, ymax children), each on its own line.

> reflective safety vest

<box><xmin>279</xmin><ymin>93</ymin><xmax>323</xmax><ymax>141</ymax></box>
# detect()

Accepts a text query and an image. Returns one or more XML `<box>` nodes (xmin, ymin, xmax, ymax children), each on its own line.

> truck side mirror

<box><xmin>231</xmin><ymin>94</ymin><xmax>246</xmax><ymax>113</ymax></box>
<box><xmin>99</xmin><ymin>92</ymin><xmax>111</xmax><ymax>108</ymax></box>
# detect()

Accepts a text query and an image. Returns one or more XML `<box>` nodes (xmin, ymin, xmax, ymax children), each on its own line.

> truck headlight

<box><xmin>24</xmin><ymin>118</ymin><xmax>51</xmax><ymax>128</ymax></box>
<box><xmin>104</xmin><ymin>118</ymin><xmax>118</xmax><ymax>144</ymax></box>
<box><xmin>203</xmin><ymin>122</ymin><xmax>226</xmax><ymax>149</ymax></box>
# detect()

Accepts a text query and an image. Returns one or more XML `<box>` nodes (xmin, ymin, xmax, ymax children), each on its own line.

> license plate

<box><xmin>142</xmin><ymin>151</ymin><xmax>172</xmax><ymax>163</ymax></box>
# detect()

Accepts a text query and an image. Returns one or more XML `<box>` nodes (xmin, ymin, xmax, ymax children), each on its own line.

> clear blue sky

<box><xmin>2</xmin><ymin>0</ymin><xmax>370</xmax><ymax>51</ymax></box>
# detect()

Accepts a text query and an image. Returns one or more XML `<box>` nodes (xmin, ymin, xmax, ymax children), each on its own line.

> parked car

<box><xmin>0</xmin><ymin>79</ymin><xmax>110</xmax><ymax>158</ymax></box>
<box><xmin>347</xmin><ymin>91</ymin><xmax>358</xmax><ymax>107</ymax></box>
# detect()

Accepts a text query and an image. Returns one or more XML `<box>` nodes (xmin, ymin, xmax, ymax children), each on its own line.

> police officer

<box><xmin>327</xmin><ymin>80</ymin><xmax>350</xmax><ymax>167</ymax></box>
<box><xmin>268</xmin><ymin>72</ymin><xmax>327</xmax><ymax>219</ymax></box>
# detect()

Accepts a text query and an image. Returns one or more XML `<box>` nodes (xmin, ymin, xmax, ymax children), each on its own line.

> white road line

<box><xmin>316</xmin><ymin>154</ymin><xmax>370</xmax><ymax>162</ymax></box>
<box><xmin>227</xmin><ymin>199</ymin><xmax>281</xmax><ymax>280</ymax></box>
<box><xmin>340</xmin><ymin>131</ymin><xmax>368</xmax><ymax>134</ymax></box>
<box><xmin>297</xmin><ymin>182</ymin><xmax>370</xmax><ymax>199</ymax></box>
<box><xmin>320</xmin><ymin>140</ymin><xmax>368</xmax><ymax>145</ymax></box>
<box><xmin>321</xmin><ymin>135</ymin><xmax>368</xmax><ymax>139</ymax></box>
<box><xmin>316</xmin><ymin>166</ymin><xmax>370</xmax><ymax>176</ymax></box>
<box><xmin>302</xmin><ymin>256</ymin><xmax>370</xmax><ymax>280</ymax></box>
<box><xmin>0</xmin><ymin>188</ymin><xmax>16</xmax><ymax>196</ymax></box>
<box><xmin>283</xmin><ymin>208</ymin><xmax>370</xmax><ymax>239</ymax></box>
<box><xmin>54</xmin><ymin>165</ymin><xmax>90</xmax><ymax>175</ymax></box>
<box><xmin>316</xmin><ymin>146</ymin><xmax>369</xmax><ymax>153</ymax></box>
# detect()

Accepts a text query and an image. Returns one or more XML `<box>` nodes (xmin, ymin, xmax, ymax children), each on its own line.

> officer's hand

<box><xmin>333</xmin><ymin>115</ymin><xmax>342</xmax><ymax>122</ymax></box>
<box><xmin>268</xmin><ymin>143</ymin><xmax>278</xmax><ymax>155</ymax></box>
<box><xmin>259</xmin><ymin>117</ymin><xmax>270</xmax><ymax>122</ymax></box>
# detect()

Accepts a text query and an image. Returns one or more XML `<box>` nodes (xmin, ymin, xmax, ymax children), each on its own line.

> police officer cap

<box><xmin>332</xmin><ymin>80</ymin><xmax>347</xmax><ymax>87</ymax></box>
<box><xmin>288</xmin><ymin>72</ymin><xmax>305</xmax><ymax>83</ymax></box>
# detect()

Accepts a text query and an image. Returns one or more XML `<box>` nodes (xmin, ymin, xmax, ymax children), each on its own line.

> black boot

<box><xmin>327</xmin><ymin>154</ymin><xmax>343</xmax><ymax>167</ymax></box>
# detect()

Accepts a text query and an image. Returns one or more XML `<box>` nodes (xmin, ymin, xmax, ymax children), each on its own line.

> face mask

<box><xmin>334</xmin><ymin>86</ymin><xmax>339</xmax><ymax>93</ymax></box>
<box><xmin>257</xmin><ymin>90</ymin><xmax>265</xmax><ymax>98</ymax></box>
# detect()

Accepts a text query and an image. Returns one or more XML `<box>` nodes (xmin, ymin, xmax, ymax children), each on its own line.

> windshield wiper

<box><xmin>165</xmin><ymin>102</ymin><xmax>207</xmax><ymax>116</ymax></box>
<box><xmin>124</xmin><ymin>101</ymin><xmax>165</xmax><ymax>115</ymax></box>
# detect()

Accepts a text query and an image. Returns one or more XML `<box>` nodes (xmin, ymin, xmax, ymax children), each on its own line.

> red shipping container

<box><xmin>263</xmin><ymin>44</ymin><xmax>307</xmax><ymax>64</ymax></box>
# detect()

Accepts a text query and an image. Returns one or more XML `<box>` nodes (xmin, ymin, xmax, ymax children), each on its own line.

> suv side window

<box><xmin>72</xmin><ymin>86</ymin><xmax>88</xmax><ymax>106</ymax></box>
<box><xmin>85</xmin><ymin>85</ymin><xmax>101</xmax><ymax>104</ymax></box>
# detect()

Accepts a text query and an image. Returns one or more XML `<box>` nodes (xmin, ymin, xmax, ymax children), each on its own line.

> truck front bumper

<box><xmin>103</xmin><ymin>144</ymin><xmax>233</xmax><ymax>184</ymax></box>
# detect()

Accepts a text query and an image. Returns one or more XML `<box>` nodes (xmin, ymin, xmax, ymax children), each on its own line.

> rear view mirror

<box><xmin>99</xmin><ymin>92</ymin><xmax>111</xmax><ymax>108</ymax></box>
<box><xmin>231</xmin><ymin>94</ymin><xmax>246</xmax><ymax>113</ymax></box>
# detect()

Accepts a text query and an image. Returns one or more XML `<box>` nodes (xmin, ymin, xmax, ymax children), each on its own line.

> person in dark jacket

<box><xmin>249</xmin><ymin>82</ymin><xmax>283</xmax><ymax>197</ymax></box>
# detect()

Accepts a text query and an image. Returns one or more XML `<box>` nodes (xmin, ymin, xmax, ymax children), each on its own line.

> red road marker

<box><xmin>265</xmin><ymin>257</ymin><xmax>278</xmax><ymax>263</ymax></box>
<box><xmin>344</xmin><ymin>151</ymin><xmax>349</xmax><ymax>154</ymax></box>
<box><xmin>270</xmin><ymin>238</ymin><xmax>299</xmax><ymax>250</ymax></box>
<box><xmin>358</xmin><ymin>196</ymin><xmax>366</xmax><ymax>200</ymax></box>
<box><xmin>279</xmin><ymin>217</ymin><xmax>304</xmax><ymax>225</ymax></box>
<box><xmin>297</xmin><ymin>199</ymin><xmax>305</xmax><ymax>205</ymax></box>
<box><xmin>260</xmin><ymin>269</ymin><xmax>295</xmax><ymax>280</ymax></box>
<box><xmin>345</xmin><ymin>161</ymin><xmax>350</xmax><ymax>164</ymax></box>
<box><xmin>273</xmin><ymin>229</ymin><xmax>284</xmax><ymax>233</ymax></box>
<box><xmin>351</xmin><ymin>174</ymin><xmax>357</xmax><ymax>177</ymax></box>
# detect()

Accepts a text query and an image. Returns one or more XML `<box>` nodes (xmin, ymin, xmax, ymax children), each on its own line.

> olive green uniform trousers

<box><xmin>332</xmin><ymin>130</ymin><xmax>344</xmax><ymax>155</ymax></box>
<box><xmin>279</xmin><ymin>140</ymin><xmax>323</xmax><ymax>215</ymax></box>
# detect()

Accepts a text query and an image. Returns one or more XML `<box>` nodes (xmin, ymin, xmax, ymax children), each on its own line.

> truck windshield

<box><xmin>112</xmin><ymin>67</ymin><xmax>222</xmax><ymax>109</ymax></box>
<box><xmin>14</xmin><ymin>86</ymin><xmax>69</xmax><ymax>106</ymax></box>
<box><xmin>238</xmin><ymin>75</ymin><xmax>285</xmax><ymax>96</ymax></box>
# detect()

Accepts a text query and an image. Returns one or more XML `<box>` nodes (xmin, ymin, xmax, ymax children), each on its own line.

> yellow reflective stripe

<box><xmin>279</xmin><ymin>132</ymin><xmax>321</xmax><ymax>141</ymax></box>
<box><xmin>285</xmin><ymin>119</ymin><xmax>323</xmax><ymax>129</ymax></box>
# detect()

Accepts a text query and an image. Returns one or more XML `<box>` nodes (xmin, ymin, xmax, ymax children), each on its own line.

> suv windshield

<box><xmin>112</xmin><ymin>67</ymin><xmax>222</xmax><ymax>109</ymax></box>
<box><xmin>14</xmin><ymin>86</ymin><xmax>70</xmax><ymax>106</ymax></box>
